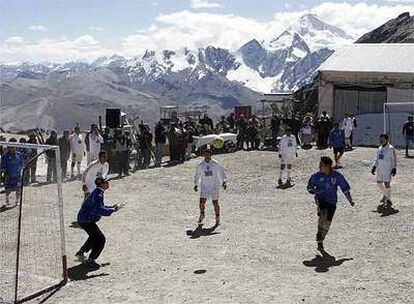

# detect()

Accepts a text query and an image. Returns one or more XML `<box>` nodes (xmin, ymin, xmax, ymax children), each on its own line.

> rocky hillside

<box><xmin>356</xmin><ymin>12</ymin><xmax>414</xmax><ymax>43</ymax></box>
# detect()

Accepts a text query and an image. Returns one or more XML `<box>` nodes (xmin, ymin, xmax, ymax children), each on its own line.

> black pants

<box><xmin>79</xmin><ymin>222</ymin><xmax>106</xmax><ymax>260</ymax></box>
<box><xmin>118</xmin><ymin>151</ymin><xmax>129</xmax><ymax>176</ymax></box>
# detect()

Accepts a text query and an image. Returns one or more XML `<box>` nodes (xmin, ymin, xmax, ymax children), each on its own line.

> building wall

<box><xmin>318</xmin><ymin>82</ymin><xmax>334</xmax><ymax>116</ymax></box>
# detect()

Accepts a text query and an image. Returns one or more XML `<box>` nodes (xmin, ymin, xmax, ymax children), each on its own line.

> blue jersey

<box><xmin>329</xmin><ymin>128</ymin><xmax>345</xmax><ymax>148</ymax></box>
<box><xmin>77</xmin><ymin>188</ymin><xmax>114</xmax><ymax>223</ymax></box>
<box><xmin>307</xmin><ymin>171</ymin><xmax>350</xmax><ymax>205</ymax></box>
<box><xmin>1</xmin><ymin>152</ymin><xmax>25</xmax><ymax>178</ymax></box>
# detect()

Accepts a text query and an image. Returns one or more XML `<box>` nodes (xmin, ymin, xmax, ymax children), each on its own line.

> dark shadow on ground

<box><xmin>194</xmin><ymin>269</ymin><xmax>207</xmax><ymax>274</ymax></box>
<box><xmin>37</xmin><ymin>284</ymin><xmax>64</xmax><ymax>304</ymax></box>
<box><xmin>276</xmin><ymin>183</ymin><xmax>295</xmax><ymax>190</ymax></box>
<box><xmin>186</xmin><ymin>224</ymin><xmax>220</xmax><ymax>239</ymax></box>
<box><xmin>303</xmin><ymin>250</ymin><xmax>353</xmax><ymax>273</ymax></box>
<box><xmin>372</xmin><ymin>207</ymin><xmax>400</xmax><ymax>217</ymax></box>
<box><xmin>0</xmin><ymin>204</ymin><xmax>17</xmax><ymax>213</ymax></box>
<box><xmin>69</xmin><ymin>221</ymin><xmax>81</xmax><ymax>229</ymax></box>
<box><xmin>67</xmin><ymin>263</ymin><xmax>110</xmax><ymax>281</ymax></box>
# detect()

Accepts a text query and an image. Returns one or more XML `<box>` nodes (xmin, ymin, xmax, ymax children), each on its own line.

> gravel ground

<box><xmin>2</xmin><ymin>147</ymin><xmax>413</xmax><ymax>304</ymax></box>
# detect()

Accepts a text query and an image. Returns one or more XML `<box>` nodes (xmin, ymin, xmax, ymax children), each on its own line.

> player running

<box><xmin>402</xmin><ymin>116</ymin><xmax>414</xmax><ymax>157</ymax></box>
<box><xmin>329</xmin><ymin>123</ymin><xmax>346</xmax><ymax>169</ymax></box>
<box><xmin>371</xmin><ymin>134</ymin><xmax>397</xmax><ymax>211</ymax></box>
<box><xmin>277</xmin><ymin>127</ymin><xmax>298</xmax><ymax>186</ymax></box>
<box><xmin>194</xmin><ymin>148</ymin><xmax>227</xmax><ymax>226</ymax></box>
<box><xmin>307</xmin><ymin>156</ymin><xmax>355</xmax><ymax>251</ymax></box>
<box><xmin>76</xmin><ymin>177</ymin><xmax>119</xmax><ymax>268</ymax></box>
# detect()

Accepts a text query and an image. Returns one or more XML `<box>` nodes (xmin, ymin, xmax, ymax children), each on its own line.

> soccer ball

<box><xmin>212</xmin><ymin>136</ymin><xmax>224</xmax><ymax>149</ymax></box>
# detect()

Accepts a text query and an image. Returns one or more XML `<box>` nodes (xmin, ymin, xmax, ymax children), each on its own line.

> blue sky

<box><xmin>0</xmin><ymin>0</ymin><xmax>413</xmax><ymax>63</ymax></box>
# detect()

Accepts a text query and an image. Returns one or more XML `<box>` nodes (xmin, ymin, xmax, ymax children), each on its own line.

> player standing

<box><xmin>194</xmin><ymin>148</ymin><xmax>227</xmax><ymax>226</ymax></box>
<box><xmin>329</xmin><ymin>123</ymin><xmax>346</xmax><ymax>169</ymax></box>
<box><xmin>1</xmin><ymin>139</ymin><xmax>25</xmax><ymax>206</ymax></box>
<box><xmin>341</xmin><ymin>114</ymin><xmax>356</xmax><ymax>150</ymax></box>
<box><xmin>402</xmin><ymin>116</ymin><xmax>414</xmax><ymax>157</ymax></box>
<box><xmin>307</xmin><ymin>156</ymin><xmax>355</xmax><ymax>251</ymax></box>
<box><xmin>371</xmin><ymin>134</ymin><xmax>397</xmax><ymax>210</ymax></box>
<box><xmin>76</xmin><ymin>177</ymin><xmax>119</xmax><ymax>268</ymax></box>
<box><xmin>277</xmin><ymin>128</ymin><xmax>298</xmax><ymax>186</ymax></box>
<box><xmin>70</xmin><ymin>126</ymin><xmax>86</xmax><ymax>179</ymax></box>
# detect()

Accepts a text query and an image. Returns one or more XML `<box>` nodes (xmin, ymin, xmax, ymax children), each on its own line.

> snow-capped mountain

<box><xmin>0</xmin><ymin>14</ymin><xmax>354</xmax><ymax>130</ymax></box>
<box><xmin>228</xmin><ymin>14</ymin><xmax>354</xmax><ymax>92</ymax></box>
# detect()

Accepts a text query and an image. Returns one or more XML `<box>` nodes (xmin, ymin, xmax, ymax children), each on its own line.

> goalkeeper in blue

<box><xmin>307</xmin><ymin>156</ymin><xmax>355</xmax><ymax>251</ymax></box>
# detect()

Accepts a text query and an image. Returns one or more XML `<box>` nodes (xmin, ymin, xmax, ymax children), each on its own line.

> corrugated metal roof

<box><xmin>318</xmin><ymin>44</ymin><xmax>414</xmax><ymax>74</ymax></box>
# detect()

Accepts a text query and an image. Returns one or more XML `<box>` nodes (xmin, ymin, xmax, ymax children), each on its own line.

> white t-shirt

<box><xmin>82</xmin><ymin>160</ymin><xmax>109</xmax><ymax>192</ymax></box>
<box><xmin>374</xmin><ymin>144</ymin><xmax>397</xmax><ymax>170</ymax></box>
<box><xmin>88</xmin><ymin>133</ymin><xmax>104</xmax><ymax>159</ymax></box>
<box><xmin>70</xmin><ymin>133</ymin><xmax>86</xmax><ymax>156</ymax></box>
<box><xmin>279</xmin><ymin>135</ymin><xmax>297</xmax><ymax>156</ymax></box>
<box><xmin>194</xmin><ymin>159</ymin><xmax>227</xmax><ymax>199</ymax></box>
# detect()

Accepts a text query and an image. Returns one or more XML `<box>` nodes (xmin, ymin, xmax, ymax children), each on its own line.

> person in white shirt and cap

<box><xmin>82</xmin><ymin>151</ymin><xmax>109</xmax><ymax>198</ymax></box>
<box><xmin>70</xmin><ymin>126</ymin><xmax>86</xmax><ymax>179</ymax></box>
<box><xmin>194</xmin><ymin>148</ymin><xmax>228</xmax><ymax>226</ymax></box>
<box><xmin>278</xmin><ymin>127</ymin><xmax>298</xmax><ymax>186</ymax></box>
<box><xmin>371</xmin><ymin>134</ymin><xmax>397</xmax><ymax>211</ymax></box>
<box><xmin>341</xmin><ymin>114</ymin><xmax>356</xmax><ymax>150</ymax></box>
<box><xmin>86</xmin><ymin>124</ymin><xmax>104</xmax><ymax>164</ymax></box>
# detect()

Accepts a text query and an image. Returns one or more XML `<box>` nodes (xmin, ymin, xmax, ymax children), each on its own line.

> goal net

<box><xmin>0</xmin><ymin>141</ymin><xmax>67</xmax><ymax>304</ymax></box>
<box><xmin>384</xmin><ymin>102</ymin><xmax>414</xmax><ymax>148</ymax></box>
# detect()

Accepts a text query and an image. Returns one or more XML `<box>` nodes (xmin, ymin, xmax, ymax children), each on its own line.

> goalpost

<box><xmin>0</xmin><ymin>141</ymin><xmax>67</xmax><ymax>304</ymax></box>
<box><xmin>383</xmin><ymin>102</ymin><xmax>414</xmax><ymax>147</ymax></box>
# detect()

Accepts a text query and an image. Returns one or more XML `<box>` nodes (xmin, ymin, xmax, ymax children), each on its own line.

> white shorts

<box><xmin>377</xmin><ymin>167</ymin><xmax>392</xmax><ymax>183</ymax></box>
<box><xmin>200</xmin><ymin>187</ymin><xmax>220</xmax><ymax>201</ymax></box>
<box><xmin>281</xmin><ymin>153</ymin><xmax>294</xmax><ymax>164</ymax></box>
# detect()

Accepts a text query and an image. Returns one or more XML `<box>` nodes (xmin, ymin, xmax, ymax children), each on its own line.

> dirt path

<box><xmin>31</xmin><ymin>148</ymin><xmax>414</xmax><ymax>303</ymax></box>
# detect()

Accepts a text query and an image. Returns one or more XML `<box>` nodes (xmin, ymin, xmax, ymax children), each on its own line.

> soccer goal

<box><xmin>383</xmin><ymin>102</ymin><xmax>414</xmax><ymax>147</ymax></box>
<box><xmin>0</xmin><ymin>141</ymin><xmax>67</xmax><ymax>304</ymax></box>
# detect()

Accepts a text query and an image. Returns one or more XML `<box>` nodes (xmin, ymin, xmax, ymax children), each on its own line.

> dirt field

<box><xmin>2</xmin><ymin>147</ymin><xmax>413</xmax><ymax>303</ymax></box>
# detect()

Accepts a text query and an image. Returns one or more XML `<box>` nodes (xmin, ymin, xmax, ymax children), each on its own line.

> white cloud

<box><xmin>28</xmin><ymin>25</ymin><xmax>49</xmax><ymax>32</ymax></box>
<box><xmin>190</xmin><ymin>0</ymin><xmax>223</xmax><ymax>9</ymax></box>
<box><xmin>122</xmin><ymin>10</ymin><xmax>267</xmax><ymax>56</ymax></box>
<box><xmin>120</xmin><ymin>2</ymin><xmax>413</xmax><ymax>56</ymax></box>
<box><xmin>1</xmin><ymin>1</ymin><xmax>413</xmax><ymax>63</ymax></box>
<box><xmin>89</xmin><ymin>26</ymin><xmax>104</xmax><ymax>32</ymax></box>
<box><xmin>4</xmin><ymin>36</ymin><xmax>25</xmax><ymax>46</ymax></box>
<box><xmin>0</xmin><ymin>35</ymin><xmax>112</xmax><ymax>63</ymax></box>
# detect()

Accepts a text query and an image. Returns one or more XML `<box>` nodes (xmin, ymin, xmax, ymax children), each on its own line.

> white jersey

<box><xmin>70</xmin><ymin>133</ymin><xmax>86</xmax><ymax>157</ymax></box>
<box><xmin>279</xmin><ymin>135</ymin><xmax>297</xmax><ymax>156</ymax></box>
<box><xmin>88</xmin><ymin>133</ymin><xmax>104</xmax><ymax>160</ymax></box>
<box><xmin>341</xmin><ymin>117</ymin><xmax>355</xmax><ymax>138</ymax></box>
<box><xmin>373</xmin><ymin>144</ymin><xmax>397</xmax><ymax>182</ymax></box>
<box><xmin>82</xmin><ymin>160</ymin><xmax>109</xmax><ymax>192</ymax></box>
<box><xmin>194</xmin><ymin>159</ymin><xmax>227</xmax><ymax>200</ymax></box>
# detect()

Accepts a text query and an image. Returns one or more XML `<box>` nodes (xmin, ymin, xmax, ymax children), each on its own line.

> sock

<box><xmin>278</xmin><ymin>169</ymin><xmax>284</xmax><ymax>180</ymax></box>
<box><xmin>77</xmin><ymin>162</ymin><xmax>81</xmax><ymax>175</ymax></box>
<box><xmin>377</xmin><ymin>183</ymin><xmax>386</xmax><ymax>196</ymax></box>
<box><xmin>385</xmin><ymin>187</ymin><xmax>391</xmax><ymax>201</ymax></box>
<box><xmin>287</xmin><ymin>168</ymin><xmax>292</xmax><ymax>179</ymax></box>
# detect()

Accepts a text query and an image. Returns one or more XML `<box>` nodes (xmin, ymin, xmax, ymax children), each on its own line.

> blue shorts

<box><xmin>5</xmin><ymin>176</ymin><xmax>21</xmax><ymax>191</ymax></box>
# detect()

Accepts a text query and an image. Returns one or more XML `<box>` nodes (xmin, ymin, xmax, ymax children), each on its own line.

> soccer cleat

<box><xmin>380</xmin><ymin>196</ymin><xmax>386</xmax><ymax>203</ymax></box>
<box><xmin>386</xmin><ymin>200</ymin><xmax>393</xmax><ymax>208</ymax></box>
<box><xmin>285</xmin><ymin>179</ymin><xmax>293</xmax><ymax>186</ymax></box>
<box><xmin>85</xmin><ymin>258</ymin><xmax>100</xmax><ymax>268</ymax></box>
<box><xmin>198</xmin><ymin>213</ymin><xmax>205</xmax><ymax>224</ymax></box>
<box><xmin>75</xmin><ymin>251</ymin><xmax>86</xmax><ymax>263</ymax></box>
<box><xmin>277</xmin><ymin>179</ymin><xmax>283</xmax><ymax>186</ymax></box>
